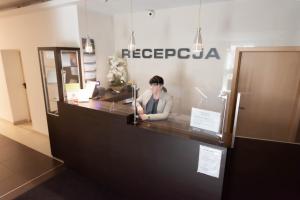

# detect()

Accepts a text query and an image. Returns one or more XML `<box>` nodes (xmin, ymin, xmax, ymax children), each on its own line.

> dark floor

<box><xmin>0</xmin><ymin>134</ymin><xmax>62</xmax><ymax>198</ymax></box>
<box><xmin>15</xmin><ymin>169</ymin><xmax>128</xmax><ymax>200</ymax></box>
<box><xmin>0</xmin><ymin>134</ymin><xmax>127</xmax><ymax>200</ymax></box>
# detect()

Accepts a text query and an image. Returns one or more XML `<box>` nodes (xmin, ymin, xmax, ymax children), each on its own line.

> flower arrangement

<box><xmin>107</xmin><ymin>55</ymin><xmax>128</xmax><ymax>87</ymax></box>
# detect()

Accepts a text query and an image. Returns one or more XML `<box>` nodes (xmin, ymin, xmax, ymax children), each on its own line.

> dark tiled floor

<box><xmin>15</xmin><ymin>169</ymin><xmax>128</xmax><ymax>200</ymax></box>
<box><xmin>0</xmin><ymin>134</ymin><xmax>62</xmax><ymax>198</ymax></box>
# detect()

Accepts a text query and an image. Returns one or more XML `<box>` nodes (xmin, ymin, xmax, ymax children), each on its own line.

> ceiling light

<box><xmin>193</xmin><ymin>27</ymin><xmax>203</xmax><ymax>53</ymax></box>
<box><xmin>128</xmin><ymin>31</ymin><xmax>136</xmax><ymax>52</ymax></box>
<box><xmin>84</xmin><ymin>0</ymin><xmax>94</xmax><ymax>53</ymax></box>
<box><xmin>85</xmin><ymin>35</ymin><xmax>93</xmax><ymax>53</ymax></box>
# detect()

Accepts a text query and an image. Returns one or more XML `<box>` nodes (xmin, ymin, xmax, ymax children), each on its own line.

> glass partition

<box><xmin>121</xmin><ymin>47</ymin><xmax>235</xmax><ymax>142</ymax></box>
<box><xmin>78</xmin><ymin>48</ymin><xmax>235</xmax><ymax>143</ymax></box>
<box><xmin>131</xmin><ymin>81</ymin><xmax>228</xmax><ymax>140</ymax></box>
<box><xmin>120</xmin><ymin>46</ymin><xmax>241</xmax><ymax>145</ymax></box>
<box><xmin>39</xmin><ymin>50</ymin><xmax>59</xmax><ymax>116</ymax></box>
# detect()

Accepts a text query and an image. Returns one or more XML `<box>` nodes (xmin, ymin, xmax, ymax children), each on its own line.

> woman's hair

<box><xmin>149</xmin><ymin>75</ymin><xmax>167</xmax><ymax>92</ymax></box>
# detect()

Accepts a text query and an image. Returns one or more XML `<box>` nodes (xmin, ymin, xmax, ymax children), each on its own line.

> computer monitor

<box><xmin>91</xmin><ymin>81</ymin><xmax>105</xmax><ymax>99</ymax></box>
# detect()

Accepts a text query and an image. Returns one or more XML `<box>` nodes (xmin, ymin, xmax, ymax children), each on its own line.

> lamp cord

<box><xmin>198</xmin><ymin>0</ymin><xmax>202</xmax><ymax>28</ymax></box>
<box><xmin>130</xmin><ymin>0</ymin><xmax>134</xmax><ymax>31</ymax></box>
<box><xmin>85</xmin><ymin>0</ymin><xmax>89</xmax><ymax>36</ymax></box>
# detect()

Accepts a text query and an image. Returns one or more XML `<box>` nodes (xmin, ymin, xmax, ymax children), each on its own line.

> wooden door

<box><xmin>1</xmin><ymin>50</ymin><xmax>31</xmax><ymax>123</ymax></box>
<box><xmin>234</xmin><ymin>50</ymin><xmax>300</xmax><ymax>143</ymax></box>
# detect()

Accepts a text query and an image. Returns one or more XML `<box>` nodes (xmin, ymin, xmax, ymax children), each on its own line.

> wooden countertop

<box><xmin>66</xmin><ymin>99</ymin><xmax>133</xmax><ymax>117</ymax></box>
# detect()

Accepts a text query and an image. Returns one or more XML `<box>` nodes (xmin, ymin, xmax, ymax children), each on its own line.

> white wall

<box><xmin>113</xmin><ymin>0</ymin><xmax>300</xmax><ymax>114</ymax></box>
<box><xmin>0</xmin><ymin>53</ymin><xmax>13</xmax><ymax>122</ymax></box>
<box><xmin>77</xmin><ymin>1</ymin><xmax>115</xmax><ymax>88</ymax></box>
<box><xmin>0</xmin><ymin>4</ymin><xmax>81</xmax><ymax>134</ymax></box>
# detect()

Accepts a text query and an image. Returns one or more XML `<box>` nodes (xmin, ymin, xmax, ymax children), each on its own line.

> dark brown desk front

<box><xmin>48</xmin><ymin>100</ymin><xmax>227</xmax><ymax>200</ymax></box>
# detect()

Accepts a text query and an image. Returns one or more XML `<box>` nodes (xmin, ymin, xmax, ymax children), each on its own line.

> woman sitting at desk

<box><xmin>136</xmin><ymin>75</ymin><xmax>173</xmax><ymax>121</ymax></box>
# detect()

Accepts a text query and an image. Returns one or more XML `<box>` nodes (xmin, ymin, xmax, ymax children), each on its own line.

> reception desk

<box><xmin>48</xmin><ymin>99</ymin><xmax>227</xmax><ymax>200</ymax></box>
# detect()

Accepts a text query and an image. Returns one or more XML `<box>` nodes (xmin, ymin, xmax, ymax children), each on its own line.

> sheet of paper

<box><xmin>85</xmin><ymin>81</ymin><xmax>97</xmax><ymax>98</ymax></box>
<box><xmin>197</xmin><ymin>145</ymin><xmax>222</xmax><ymax>178</ymax></box>
<box><xmin>190</xmin><ymin>107</ymin><xmax>221</xmax><ymax>133</ymax></box>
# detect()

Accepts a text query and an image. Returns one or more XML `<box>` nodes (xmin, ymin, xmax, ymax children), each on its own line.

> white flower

<box><xmin>107</xmin><ymin>56</ymin><xmax>128</xmax><ymax>85</ymax></box>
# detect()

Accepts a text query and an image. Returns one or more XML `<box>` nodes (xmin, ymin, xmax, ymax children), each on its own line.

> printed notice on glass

<box><xmin>190</xmin><ymin>108</ymin><xmax>221</xmax><ymax>133</ymax></box>
<box><xmin>197</xmin><ymin>145</ymin><xmax>222</xmax><ymax>178</ymax></box>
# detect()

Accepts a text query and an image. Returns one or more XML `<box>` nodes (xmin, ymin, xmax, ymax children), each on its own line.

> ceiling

<box><xmin>0</xmin><ymin>0</ymin><xmax>23</xmax><ymax>6</ymax></box>
<box><xmin>0</xmin><ymin>0</ymin><xmax>234</xmax><ymax>13</ymax></box>
<box><xmin>87</xmin><ymin>0</ymin><xmax>233</xmax><ymax>15</ymax></box>
<box><xmin>0</xmin><ymin>0</ymin><xmax>50</xmax><ymax>11</ymax></box>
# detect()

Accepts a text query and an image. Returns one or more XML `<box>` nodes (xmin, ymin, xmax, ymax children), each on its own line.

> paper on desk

<box><xmin>197</xmin><ymin>145</ymin><xmax>222</xmax><ymax>178</ymax></box>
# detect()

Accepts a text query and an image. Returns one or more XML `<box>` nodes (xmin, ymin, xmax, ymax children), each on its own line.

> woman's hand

<box><xmin>137</xmin><ymin>105</ymin><xmax>144</xmax><ymax>115</ymax></box>
<box><xmin>139</xmin><ymin>114</ymin><xmax>148</xmax><ymax>121</ymax></box>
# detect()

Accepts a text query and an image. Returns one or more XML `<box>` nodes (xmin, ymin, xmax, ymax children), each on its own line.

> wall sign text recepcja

<box><xmin>122</xmin><ymin>48</ymin><xmax>220</xmax><ymax>59</ymax></box>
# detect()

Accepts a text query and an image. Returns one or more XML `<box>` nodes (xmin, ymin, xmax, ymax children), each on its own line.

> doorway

<box><xmin>0</xmin><ymin>50</ymin><xmax>31</xmax><ymax>125</ymax></box>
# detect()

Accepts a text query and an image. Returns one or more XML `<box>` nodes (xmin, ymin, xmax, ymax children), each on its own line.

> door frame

<box><xmin>17</xmin><ymin>50</ymin><xmax>32</xmax><ymax>124</ymax></box>
<box><xmin>223</xmin><ymin>46</ymin><xmax>300</xmax><ymax>147</ymax></box>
